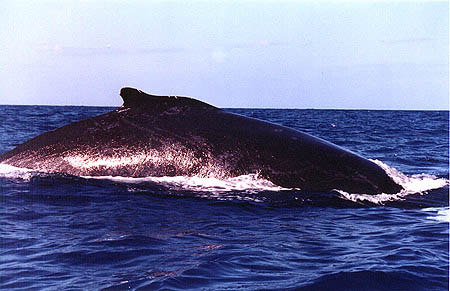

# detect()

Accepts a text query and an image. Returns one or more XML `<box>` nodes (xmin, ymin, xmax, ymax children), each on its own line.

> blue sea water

<box><xmin>0</xmin><ymin>106</ymin><xmax>448</xmax><ymax>290</ymax></box>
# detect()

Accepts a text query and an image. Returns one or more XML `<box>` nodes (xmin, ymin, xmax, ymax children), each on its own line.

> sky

<box><xmin>0</xmin><ymin>0</ymin><xmax>448</xmax><ymax>109</ymax></box>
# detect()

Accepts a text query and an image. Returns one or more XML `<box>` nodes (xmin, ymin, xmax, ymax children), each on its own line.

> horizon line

<box><xmin>0</xmin><ymin>103</ymin><xmax>448</xmax><ymax>111</ymax></box>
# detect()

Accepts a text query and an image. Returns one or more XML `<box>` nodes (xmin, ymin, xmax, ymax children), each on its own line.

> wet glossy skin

<box><xmin>0</xmin><ymin>88</ymin><xmax>402</xmax><ymax>194</ymax></box>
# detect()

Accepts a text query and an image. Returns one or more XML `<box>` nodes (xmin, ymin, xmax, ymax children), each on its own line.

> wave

<box><xmin>336</xmin><ymin>159</ymin><xmax>449</xmax><ymax>205</ymax></box>
<box><xmin>422</xmin><ymin>207</ymin><xmax>450</xmax><ymax>223</ymax></box>
<box><xmin>298</xmin><ymin>270</ymin><xmax>446</xmax><ymax>291</ymax></box>
<box><xmin>0</xmin><ymin>163</ymin><xmax>288</xmax><ymax>192</ymax></box>
<box><xmin>0</xmin><ymin>163</ymin><xmax>36</xmax><ymax>180</ymax></box>
<box><xmin>1</xmin><ymin>161</ymin><xmax>447</xmax><ymax>205</ymax></box>
<box><xmin>84</xmin><ymin>173</ymin><xmax>290</xmax><ymax>197</ymax></box>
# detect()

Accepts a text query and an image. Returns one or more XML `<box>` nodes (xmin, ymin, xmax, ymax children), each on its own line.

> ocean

<box><xmin>0</xmin><ymin>106</ymin><xmax>448</xmax><ymax>290</ymax></box>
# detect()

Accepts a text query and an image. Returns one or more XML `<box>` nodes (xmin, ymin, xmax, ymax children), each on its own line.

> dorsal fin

<box><xmin>119</xmin><ymin>87</ymin><xmax>216</xmax><ymax>109</ymax></box>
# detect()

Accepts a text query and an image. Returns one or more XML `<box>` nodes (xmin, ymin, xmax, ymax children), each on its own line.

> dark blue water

<box><xmin>0</xmin><ymin>106</ymin><xmax>448</xmax><ymax>290</ymax></box>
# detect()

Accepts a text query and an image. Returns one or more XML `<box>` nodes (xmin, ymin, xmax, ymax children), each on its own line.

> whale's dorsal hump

<box><xmin>120</xmin><ymin>87</ymin><xmax>216</xmax><ymax>109</ymax></box>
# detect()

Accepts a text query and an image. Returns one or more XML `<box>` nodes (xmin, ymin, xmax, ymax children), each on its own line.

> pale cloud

<box><xmin>381</xmin><ymin>38</ymin><xmax>437</xmax><ymax>45</ymax></box>
<box><xmin>226</xmin><ymin>40</ymin><xmax>290</xmax><ymax>50</ymax></box>
<box><xmin>33</xmin><ymin>40</ymin><xmax>287</xmax><ymax>58</ymax></box>
<box><xmin>211</xmin><ymin>49</ymin><xmax>227</xmax><ymax>63</ymax></box>
<box><xmin>208</xmin><ymin>41</ymin><xmax>289</xmax><ymax>63</ymax></box>
<box><xmin>34</xmin><ymin>44</ymin><xmax>184</xmax><ymax>56</ymax></box>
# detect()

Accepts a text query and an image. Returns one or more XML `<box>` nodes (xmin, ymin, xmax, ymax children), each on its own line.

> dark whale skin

<box><xmin>0</xmin><ymin>87</ymin><xmax>403</xmax><ymax>194</ymax></box>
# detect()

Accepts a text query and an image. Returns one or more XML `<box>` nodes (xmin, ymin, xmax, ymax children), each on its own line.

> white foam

<box><xmin>84</xmin><ymin>173</ymin><xmax>290</xmax><ymax>194</ymax></box>
<box><xmin>2</xmin><ymin>159</ymin><xmax>447</xmax><ymax>205</ymax></box>
<box><xmin>337</xmin><ymin>159</ymin><xmax>449</xmax><ymax>204</ymax></box>
<box><xmin>0</xmin><ymin>162</ymin><xmax>285</xmax><ymax>194</ymax></box>
<box><xmin>422</xmin><ymin>207</ymin><xmax>450</xmax><ymax>223</ymax></box>
<box><xmin>0</xmin><ymin>163</ymin><xmax>36</xmax><ymax>181</ymax></box>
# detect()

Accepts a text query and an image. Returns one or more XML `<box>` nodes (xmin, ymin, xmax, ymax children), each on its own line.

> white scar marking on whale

<box><xmin>64</xmin><ymin>154</ymin><xmax>149</xmax><ymax>169</ymax></box>
<box><xmin>64</xmin><ymin>150</ymin><xmax>198</xmax><ymax>170</ymax></box>
<box><xmin>62</xmin><ymin>145</ymin><xmax>228</xmax><ymax>177</ymax></box>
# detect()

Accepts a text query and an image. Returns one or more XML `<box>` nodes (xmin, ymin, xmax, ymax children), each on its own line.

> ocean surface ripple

<box><xmin>0</xmin><ymin>106</ymin><xmax>448</xmax><ymax>290</ymax></box>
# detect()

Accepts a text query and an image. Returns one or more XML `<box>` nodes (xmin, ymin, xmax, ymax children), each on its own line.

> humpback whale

<box><xmin>0</xmin><ymin>87</ymin><xmax>402</xmax><ymax>194</ymax></box>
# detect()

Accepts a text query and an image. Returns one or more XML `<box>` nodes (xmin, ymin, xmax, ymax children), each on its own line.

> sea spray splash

<box><xmin>83</xmin><ymin>173</ymin><xmax>291</xmax><ymax>194</ymax></box>
<box><xmin>2</xmin><ymin>160</ymin><xmax>448</xmax><ymax>204</ymax></box>
<box><xmin>336</xmin><ymin>159</ymin><xmax>449</xmax><ymax>204</ymax></box>
<box><xmin>0</xmin><ymin>163</ymin><xmax>36</xmax><ymax>181</ymax></box>
<box><xmin>422</xmin><ymin>207</ymin><xmax>450</xmax><ymax>223</ymax></box>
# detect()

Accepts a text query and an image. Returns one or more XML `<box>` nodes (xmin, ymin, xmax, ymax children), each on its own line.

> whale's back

<box><xmin>0</xmin><ymin>88</ymin><xmax>403</xmax><ymax>194</ymax></box>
